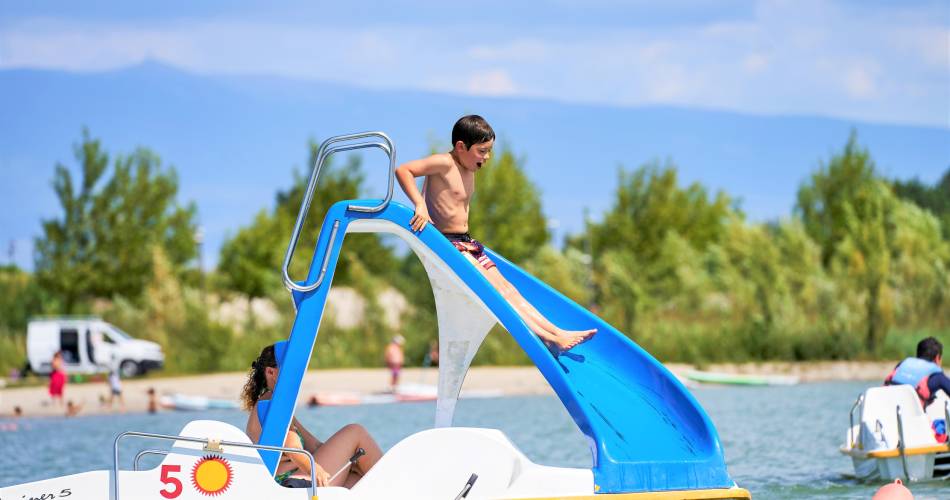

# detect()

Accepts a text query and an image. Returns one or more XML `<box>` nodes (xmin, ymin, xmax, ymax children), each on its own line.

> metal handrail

<box><xmin>113</xmin><ymin>430</ymin><xmax>318</xmax><ymax>499</ymax></box>
<box><xmin>896</xmin><ymin>405</ymin><xmax>910</xmax><ymax>480</ymax></box>
<box><xmin>281</xmin><ymin>131</ymin><xmax>396</xmax><ymax>293</ymax></box>
<box><xmin>849</xmin><ymin>393</ymin><xmax>864</xmax><ymax>449</ymax></box>
<box><xmin>134</xmin><ymin>449</ymin><xmax>169</xmax><ymax>470</ymax></box>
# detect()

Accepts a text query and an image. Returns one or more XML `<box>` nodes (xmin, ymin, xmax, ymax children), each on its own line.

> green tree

<box><xmin>0</xmin><ymin>265</ymin><xmax>49</xmax><ymax>373</ymax></box>
<box><xmin>891</xmin><ymin>168</ymin><xmax>950</xmax><ymax>240</ymax></box>
<box><xmin>796</xmin><ymin>133</ymin><xmax>878</xmax><ymax>266</ymax></box>
<box><xmin>0</xmin><ymin>265</ymin><xmax>47</xmax><ymax>331</ymax></box>
<box><xmin>468</xmin><ymin>147</ymin><xmax>549</xmax><ymax>263</ymax></box>
<box><xmin>589</xmin><ymin>162</ymin><xmax>733</xmax><ymax>262</ymax></box>
<box><xmin>218</xmin><ymin>139</ymin><xmax>396</xmax><ymax>301</ymax></box>
<box><xmin>103</xmin><ymin>248</ymin><xmax>232</xmax><ymax>373</ymax></box>
<box><xmin>797</xmin><ymin>133</ymin><xmax>894</xmax><ymax>351</ymax></box>
<box><xmin>217</xmin><ymin>210</ymin><xmax>283</xmax><ymax>301</ymax></box>
<box><xmin>583</xmin><ymin>161</ymin><xmax>733</xmax><ymax>332</ymax></box>
<box><xmin>34</xmin><ymin>130</ymin><xmax>198</xmax><ymax>311</ymax></box>
<box><xmin>887</xmin><ymin>199</ymin><xmax>950</xmax><ymax>328</ymax></box>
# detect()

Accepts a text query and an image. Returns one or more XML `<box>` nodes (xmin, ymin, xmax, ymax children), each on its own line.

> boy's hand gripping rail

<box><xmin>281</xmin><ymin>131</ymin><xmax>396</xmax><ymax>293</ymax></box>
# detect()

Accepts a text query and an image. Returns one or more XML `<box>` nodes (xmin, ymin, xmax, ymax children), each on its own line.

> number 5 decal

<box><xmin>159</xmin><ymin>464</ymin><xmax>182</xmax><ymax>499</ymax></box>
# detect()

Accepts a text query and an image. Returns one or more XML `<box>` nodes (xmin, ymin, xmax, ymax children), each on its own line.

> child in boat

<box><xmin>395</xmin><ymin>114</ymin><xmax>596</xmax><ymax>351</ymax></box>
<box><xmin>242</xmin><ymin>344</ymin><xmax>382</xmax><ymax>488</ymax></box>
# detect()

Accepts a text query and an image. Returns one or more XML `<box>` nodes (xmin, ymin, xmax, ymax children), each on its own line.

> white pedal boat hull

<box><xmin>0</xmin><ymin>419</ymin><xmax>751</xmax><ymax>499</ymax></box>
<box><xmin>840</xmin><ymin>385</ymin><xmax>950</xmax><ymax>482</ymax></box>
<box><xmin>0</xmin><ymin>420</ymin><xmax>595</xmax><ymax>500</ymax></box>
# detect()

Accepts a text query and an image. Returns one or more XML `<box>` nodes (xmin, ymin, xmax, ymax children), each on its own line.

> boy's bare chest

<box><xmin>436</xmin><ymin>169</ymin><xmax>474</xmax><ymax>203</ymax></box>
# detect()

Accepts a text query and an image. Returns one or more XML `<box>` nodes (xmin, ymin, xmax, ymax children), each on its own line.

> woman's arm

<box><xmin>292</xmin><ymin>417</ymin><xmax>323</xmax><ymax>453</ymax></box>
<box><xmin>245</xmin><ymin>409</ymin><xmax>262</xmax><ymax>442</ymax></box>
<box><xmin>283</xmin><ymin>430</ymin><xmax>311</xmax><ymax>475</ymax></box>
<box><xmin>285</xmin><ymin>426</ymin><xmax>331</xmax><ymax>486</ymax></box>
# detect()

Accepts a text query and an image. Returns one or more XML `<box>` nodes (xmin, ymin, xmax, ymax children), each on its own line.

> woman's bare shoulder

<box><xmin>245</xmin><ymin>408</ymin><xmax>261</xmax><ymax>439</ymax></box>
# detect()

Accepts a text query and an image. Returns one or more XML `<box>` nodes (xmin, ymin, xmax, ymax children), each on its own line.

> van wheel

<box><xmin>119</xmin><ymin>360</ymin><xmax>139</xmax><ymax>378</ymax></box>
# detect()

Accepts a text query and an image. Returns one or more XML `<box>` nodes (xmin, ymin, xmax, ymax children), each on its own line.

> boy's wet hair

<box><xmin>918</xmin><ymin>336</ymin><xmax>943</xmax><ymax>362</ymax></box>
<box><xmin>452</xmin><ymin>115</ymin><xmax>495</xmax><ymax>150</ymax></box>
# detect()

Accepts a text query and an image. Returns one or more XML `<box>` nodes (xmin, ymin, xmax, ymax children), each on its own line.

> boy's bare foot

<box><xmin>551</xmin><ymin>329</ymin><xmax>596</xmax><ymax>351</ymax></box>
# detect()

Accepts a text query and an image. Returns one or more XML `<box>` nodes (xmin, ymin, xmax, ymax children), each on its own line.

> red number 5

<box><xmin>159</xmin><ymin>464</ymin><xmax>182</xmax><ymax>499</ymax></box>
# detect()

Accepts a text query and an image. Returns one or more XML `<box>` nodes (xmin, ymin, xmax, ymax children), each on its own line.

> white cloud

<box><xmin>843</xmin><ymin>63</ymin><xmax>879</xmax><ymax>100</ymax></box>
<box><xmin>1</xmin><ymin>0</ymin><xmax>947</xmax><ymax>127</ymax></box>
<box><xmin>742</xmin><ymin>53</ymin><xmax>769</xmax><ymax>74</ymax></box>
<box><xmin>468</xmin><ymin>39</ymin><xmax>551</xmax><ymax>63</ymax></box>
<box><xmin>891</xmin><ymin>26</ymin><xmax>950</xmax><ymax>71</ymax></box>
<box><xmin>467</xmin><ymin>69</ymin><xmax>518</xmax><ymax>96</ymax></box>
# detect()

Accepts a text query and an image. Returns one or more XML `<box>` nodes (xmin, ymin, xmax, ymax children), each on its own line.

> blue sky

<box><xmin>2</xmin><ymin>0</ymin><xmax>947</xmax><ymax>126</ymax></box>
<box><xmin>1</xmin><ymin>1</ymin><xmax>948</xmax><ymax>271</ymax></box>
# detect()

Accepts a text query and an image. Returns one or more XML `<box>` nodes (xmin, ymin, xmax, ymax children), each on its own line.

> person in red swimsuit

<box><xmin>48</xmin><ymin>350</ymin><xmax>66</xmax><ymax>407</ymax></box>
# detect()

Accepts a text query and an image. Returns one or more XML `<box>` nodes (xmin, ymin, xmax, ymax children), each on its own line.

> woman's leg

<box><xmin>315</xmin><ymin>424</ymin><xmax>383</xmax><ymax>487</ymax></box>
<box><xmin>342</xmin><ymin>470</ymin><xmax>361</xmax><ymax>488</ymax></box>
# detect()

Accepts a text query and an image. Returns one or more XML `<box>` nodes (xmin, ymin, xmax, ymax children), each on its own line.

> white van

<box><xmin>27</xmin><ymin>317</ymin><xmax>164</xmax><ymax>377</ymax></box>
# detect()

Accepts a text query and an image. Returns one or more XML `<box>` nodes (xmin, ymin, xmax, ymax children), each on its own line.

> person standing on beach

<box><xmin>107</xmin><ymin>365</ymin><xmax>125</xmax><ymax>412</ymax></box>
<box><xmin>426</xmin><ymin>339</ymin><xmax>439</xmax><ymax>367</ymax></box>
<box><xmin>394</xmin><ymin>115</ymin><xmax>595</xmax><ymax>352</ymax></box>
<box><xmin>147</xmin><ymin>387</ymin><xmax>158</xmax><ymax>414</ymax></box>
<box><xmin>48</xmin><ymin>351</ymin><xmax>66</xmax><ymax>408</ymax></box>
<box><xmin>384</xmin><ymin>335</ymin><xmax>405</xmax><ymax>391</ymax></box>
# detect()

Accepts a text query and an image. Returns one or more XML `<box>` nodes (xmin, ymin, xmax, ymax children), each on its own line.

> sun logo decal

<box><xmin>191</xmin><ymin>455</ymin><xmax>233</xmax><ymax>496</ymax></box>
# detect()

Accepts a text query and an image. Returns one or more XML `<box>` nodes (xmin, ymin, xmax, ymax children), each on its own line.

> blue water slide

<box><xmin>256</xmin><ymin>198</ymin><xmax>734</xmax><ymax>494</ymax></box>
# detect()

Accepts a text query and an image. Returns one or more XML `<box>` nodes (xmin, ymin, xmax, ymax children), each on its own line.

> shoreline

<box><xmin>0</xmin><ymin>361</ymin><xmax>894</xmax><ymax>418</ymax></box>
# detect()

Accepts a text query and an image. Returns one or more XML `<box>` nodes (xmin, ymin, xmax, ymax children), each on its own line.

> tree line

<box><xmin>0</xmin><ymin>130</ymin><xmax>947</xmax><ymax>374</ymax></box>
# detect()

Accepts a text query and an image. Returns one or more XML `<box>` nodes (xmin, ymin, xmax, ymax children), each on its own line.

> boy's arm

<box><xmin>395</xmin><ymin>155</ymin><xmax>449</xmax><ymax>232</ymax></box>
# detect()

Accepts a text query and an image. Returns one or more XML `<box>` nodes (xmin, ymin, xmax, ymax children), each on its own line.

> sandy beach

<box><xmin>0</xmin><ymin>361</ymin><xmax>895</xmax><ymax>418</ymax></box>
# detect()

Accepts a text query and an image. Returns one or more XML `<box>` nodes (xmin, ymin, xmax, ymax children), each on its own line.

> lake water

<box><xmin>1</xmin><ymin>381</ymin><xmax>948</xmax><ymax>498</ymax></box>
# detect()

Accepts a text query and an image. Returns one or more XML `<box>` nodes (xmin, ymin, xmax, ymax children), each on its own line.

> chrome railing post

<box><xmin>281</xmin><ymin>131</ymin><xmax>396</xmax><ymax>293</ymax></box>
<box><xmin>896</xmin><ymin>405</ymin><xmax>910</xmax><ymax>481</ymax></box>
<box><xmin>849</xmin><ymin>394</ymin><xmax>864</xmax><ymax>449</ymax></box>
<box><xmin>133</xmin><ymin>449</ymin><xmax>169</xmax><ymax>471</ymax></box>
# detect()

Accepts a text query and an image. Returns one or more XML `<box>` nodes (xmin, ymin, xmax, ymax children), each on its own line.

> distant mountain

<box><xmin>2</xmin><ymin>61</ymin><xmax>947</xmax><ymax>269</ymax></box>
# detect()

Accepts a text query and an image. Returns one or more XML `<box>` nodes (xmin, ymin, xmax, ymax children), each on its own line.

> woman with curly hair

<box><xmin>242</xmin><ymin>344</ymin><xmax>382</xmax><ymax>488</ymax></box>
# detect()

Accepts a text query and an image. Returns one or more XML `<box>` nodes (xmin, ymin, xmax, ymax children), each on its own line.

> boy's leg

<box><xmin>461</xmin><ymin>254</ymin><xmax>594</xmax><ymax>350</ymax></box>
<box><xmin>508</xmin><ymin>288</ymin><xmax>593</xmax><ymax>338</ymax></box>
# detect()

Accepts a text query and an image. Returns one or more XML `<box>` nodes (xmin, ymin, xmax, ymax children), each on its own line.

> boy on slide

<box><xmin>395</xmin><ymin>115</ymin><xmax>595</xmax><ymax>351</ymax></box>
